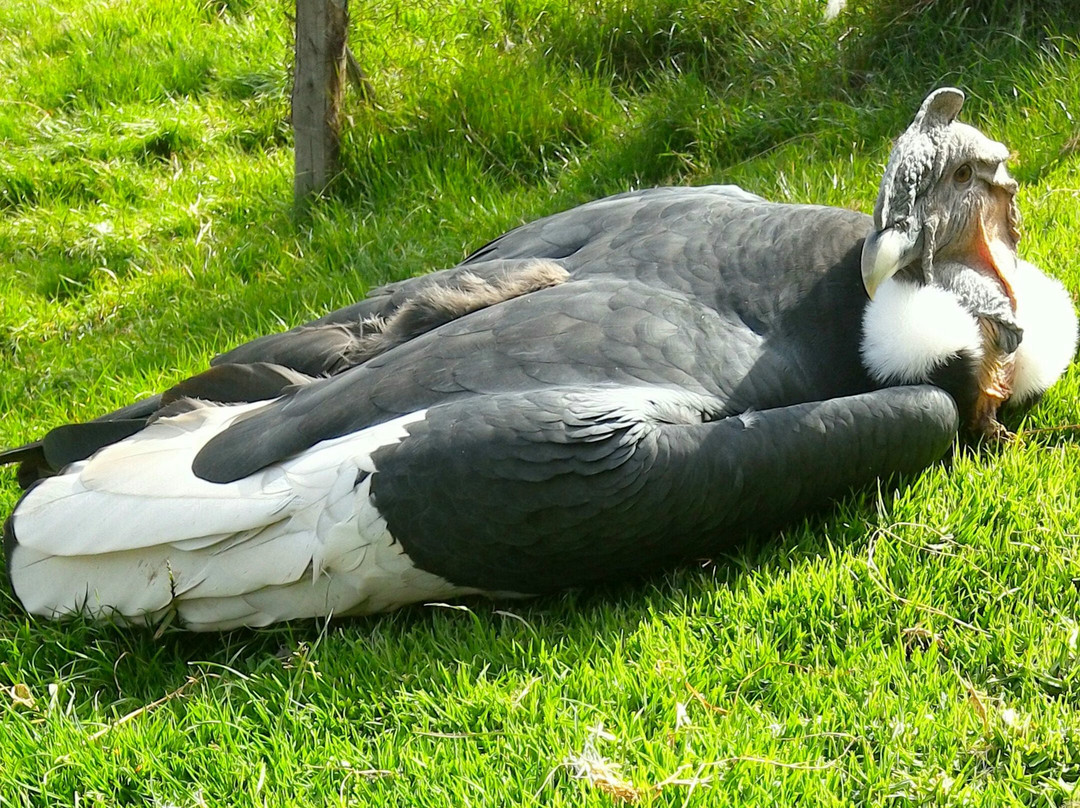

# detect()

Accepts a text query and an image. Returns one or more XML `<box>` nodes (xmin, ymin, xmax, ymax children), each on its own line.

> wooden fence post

<box><xmin>292</xmin><ymin>0</ymin><xmax>349</xmax><ymax>206</ymax></box>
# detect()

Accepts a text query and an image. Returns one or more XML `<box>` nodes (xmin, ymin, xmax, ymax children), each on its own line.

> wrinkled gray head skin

<box><xmin>861</xmin><ymin>88</ymin><xmax>1021</xmax><ymax>303</ymax></box>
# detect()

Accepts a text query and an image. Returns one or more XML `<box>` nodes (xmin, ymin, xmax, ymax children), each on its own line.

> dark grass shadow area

<box><xmin>334</xmin><ymin>0</ymin><xmax>1080</xmax><ymax>211</ymax></box>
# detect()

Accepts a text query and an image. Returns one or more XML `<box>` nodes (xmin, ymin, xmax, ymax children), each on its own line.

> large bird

<box><xmin>2</xmin><ymin>89</ymin><xmax>1076</xmax><ymax>630</ymax></box>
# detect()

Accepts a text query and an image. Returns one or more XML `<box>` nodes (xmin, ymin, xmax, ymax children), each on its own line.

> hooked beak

<box><xmin>973</xmin><ymin>209</ymin><xmax>1018</xmax><ymax>306</ymax></box>
<box><xmin>861</xmin><ymin>226</ymin><xmax>923</xmax><ymax>299</ymax></box>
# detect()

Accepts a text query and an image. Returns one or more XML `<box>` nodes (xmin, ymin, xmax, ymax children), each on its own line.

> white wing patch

<box><xmin>860</xmin><ymin>276</ymin><xmax>983</xmax><ymax>384</ymax></box>
<box><xmin>8</xmin><ymin>402</ymin><xmax>495</xmax><ymax>630</ymax></box>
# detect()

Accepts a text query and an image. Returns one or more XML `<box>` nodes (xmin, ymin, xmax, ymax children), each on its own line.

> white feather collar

<box><xmin>860</xmin><ymin>263</ymin><xmax>1077</xmax><ymax>402</ymax></box>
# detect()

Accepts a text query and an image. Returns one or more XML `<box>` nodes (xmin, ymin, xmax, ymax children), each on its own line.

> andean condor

<box><xmin>1</xmin><ymin>89</ymin><xmax>1076</xmax><ymax>630</ymax></box>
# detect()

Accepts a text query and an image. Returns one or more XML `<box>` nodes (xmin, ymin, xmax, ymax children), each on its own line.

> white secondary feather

<box><xmin>860</xmin><ymin>276</ymin><xmax>983</xmax><ymax>384</ymax></box>
<box><xmin>15</xmin><ymin>403</ymin><xmax>295</xmax><ymax>555</ymax></box>
<box><xmin>8</xmin><ymin>402</ymin><xmax>488</xmax><ymax>630</ymax></box>
<box><xmin>1009</xmin><ymin>260</ymin><xmax>1078</xmax><ymax>402</ymax></box>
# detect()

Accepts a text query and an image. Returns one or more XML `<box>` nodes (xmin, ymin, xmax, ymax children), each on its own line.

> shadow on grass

<box><xmin>332</xmin><ymin>0</ymin><xmax>1080</xmax><ymax>209</ymax></box>
<box><xmin>0</xmin><ymin>477</ymin><xmax>889</xmax><ymax>719</ymax></box>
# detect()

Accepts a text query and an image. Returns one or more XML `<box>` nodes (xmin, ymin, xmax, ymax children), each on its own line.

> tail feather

<box><xmin>4</xmin><ymin>402</ymin><xmax>466</xmax><ymax>629</ymax></box>
<box><xmin>1</xmin><ymin>395</ymin><xmax>165</xmax><ymax>488</ymax></box>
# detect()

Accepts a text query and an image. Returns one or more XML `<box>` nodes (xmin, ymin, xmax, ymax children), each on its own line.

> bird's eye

<box><xmin>953</xmin><ymin>164</ymin><xmax>973</xmax><ymax>183</ymax></box>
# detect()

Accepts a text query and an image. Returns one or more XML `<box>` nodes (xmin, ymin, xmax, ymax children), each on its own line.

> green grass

<box><xmin>2</xmin><ymin>0</ymin><xmax>1080</xmax><ymax>804</ymax></box>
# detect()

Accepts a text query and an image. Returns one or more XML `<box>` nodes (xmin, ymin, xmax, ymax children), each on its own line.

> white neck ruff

<box><xmin>860</xmin><ymin>262</ymin><xmax>1076</xmax><ymax>402</ymax></box>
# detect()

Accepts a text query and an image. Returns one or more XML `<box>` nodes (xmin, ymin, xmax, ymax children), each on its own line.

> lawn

<box><xmin>2</xmin><ymin>0</ymin><xmax>1080</xmax><ymax>804</ymax></box>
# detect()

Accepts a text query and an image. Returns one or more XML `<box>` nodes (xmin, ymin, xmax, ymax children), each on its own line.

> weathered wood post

<box><xmin>292</xmin><ymin>0</ymin><xmax>349</xmax><ymax>206</ymax></box>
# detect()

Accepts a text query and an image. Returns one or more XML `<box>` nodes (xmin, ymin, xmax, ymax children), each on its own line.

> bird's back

<box><xmin>193</xmin><ymin>189</ymin><xmax>879</xmax><ymax>483</ymax></box>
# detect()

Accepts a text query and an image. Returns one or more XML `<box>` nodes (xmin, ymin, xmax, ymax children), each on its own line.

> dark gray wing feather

<box><xmin>462</xmin><ymin>185</ymin><xmax>767</xmax><ymax>266</ymax></box>
<box><xmin>212</xmin><ymin>259</ymin><xmax>567</xmax><ymax>375</ymax></box>
<box><xmin>370</xmin><ymin>385</ymin><xmax>959</xmax><ymax>592</ymax></box>
<box><xmin>193</xmin><ymin>192</ymin><xmax>878</xmax><ymax>483</ymax></box>
<box><xmin>41</xmin><ymin>421</ymin><xmax>148</xmax><ymax>470</ymax></box>
<box><xmin>163</xmin><ymin>362</ymin><xmax>315</xmax><ymax>405</ymax></box>
<box><xmin>191</xmin><ymin>277</ymin><xmax>780</xmax><ymax>483</ymax></box>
